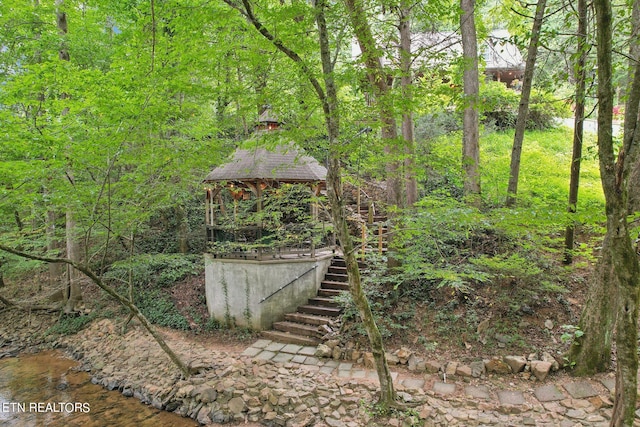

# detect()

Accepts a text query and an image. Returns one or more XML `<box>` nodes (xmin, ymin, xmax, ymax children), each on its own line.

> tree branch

<box><xmin>0</xmin><ymin>244</ymin><xmax>191</xmax><ymax>378</ymax></box>
<box><xmin>222</xmin><ymin>0</ymin><xmax>329</xmax><ymax>116</ymax></box>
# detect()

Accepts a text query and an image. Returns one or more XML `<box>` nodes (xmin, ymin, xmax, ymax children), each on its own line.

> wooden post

<box><xmin>205</xmin><ymin>189</ymin><xmax>210</xmax><ymax>226</ymax></box>
<box><xmin>361</xmin><ymin>225</ymin><xmax>366</xmax><ymax>260</ymax></box>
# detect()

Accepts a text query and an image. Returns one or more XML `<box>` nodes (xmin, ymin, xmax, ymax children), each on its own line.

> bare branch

<box><xmin>0</xmin><ymin>244</ymin><xmax>191</xmax><ymax>378</ymax></box>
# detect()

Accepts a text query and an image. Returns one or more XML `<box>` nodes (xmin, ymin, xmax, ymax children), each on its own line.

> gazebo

<box><xmin>203</xmin><ymin>143</ymin><xmax>331</xmax><ymax>259</ymax></box>
<box><xmin>202</xmin><ymin>117</ymin><xmax>336</xmax><ymax>330</ymax></box>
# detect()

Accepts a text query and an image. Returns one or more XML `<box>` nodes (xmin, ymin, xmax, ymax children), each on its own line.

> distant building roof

<box><xmin>351</xmin><ymin>29</ymin><xmax>524</xmax><ymax>73</ymax></box>
<box><xmin>204</xmin><ymin>144</ymin><xmax>327</xmax><ymax>183</ymax></box>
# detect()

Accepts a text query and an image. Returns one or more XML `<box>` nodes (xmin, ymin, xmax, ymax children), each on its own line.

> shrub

<box><xmin>135</xmin><ymin>289</ymin><xmax>190</xmax><ymax>330</ymax></box>
<box><xmin>480</xmin><ymin>81</ymin><xmax>570</xmax><ymax>131</ymax></box>
<box><xmin>104</xmin><ymin>253</ymin><xmax>202</xmax><ymax>289</ymax></box>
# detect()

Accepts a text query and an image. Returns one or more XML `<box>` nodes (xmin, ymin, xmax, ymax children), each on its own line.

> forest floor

<box><xmin>0</xmin><ymin>255</ymin><xmax>595</xmax><ymax>371</ymax></box>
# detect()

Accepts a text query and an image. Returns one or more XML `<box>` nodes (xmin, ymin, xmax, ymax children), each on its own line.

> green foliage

<box><xmin>104</xmin><ymin>254</ymin><xmax>202</xmax><ymax>289</ymax></box>
<box><xmin>45</xmin><ymin>311</ymin><xmax>100</xmax><ymax>336</ymax></box>
<box><xmin>135</xmin><ymin>288</ymin><xmax>190</xmax><ymax>330</ymax></box>
<box><xmin>207</xmin><ymin>183</ymin><xmax>332</xmax><ymax>255</ymax></box>
<box><xmin>560</xmin><ymin>324</ymin><xmax>584</xmax><ymax>344</ymax></box>
<box><xmin>479</xmin><ymin>81</ymin><xmax>571</xmax><ymax>131</ymax></box>
<box><xmin>101</xmin><ymin>254</ymin><xmax>199</xmax><ymax>330</ymax></box>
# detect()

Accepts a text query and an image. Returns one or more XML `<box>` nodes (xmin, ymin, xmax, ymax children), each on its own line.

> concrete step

<box><xmin>318</xmin><ymin>288</ymin><xmax>344</xmax><ymax>298</ymax></box>
<box><xmin>325</xmin><ymin>273</ymin><xmax>348</xmax><ymax>282</ymax></box>
<box><xmin>284</xmin><ymin>312</ymin><xmax>333</xmax><ymax>326</ymax></box>
<box><xmin>298</xmin><ymin>304</ymin><xmax>342</xmax><ymax>317</ymax></box>
<box><xmin>321</xmin><ymin>280</ymin><xmax>350</xmax><ymax>291</ymax></box>
<box><xmin>308</xmin><ymin>297</ymin><xmax>339</xmax><ymax>307</ymax></box>
<box><xmin>273</xmin><ymin>321</ymin><xmax>321</xmax><ymax>337</ymax></box>
<box><xmin>261</xmin><ymin>330</ymin><xmax>320</xmax><ymax>346</ymax></box>
<box><xmin>331</xmin><ymin>258</ymin><xmax>366</xmax><ymax>269</ymax></box>
<box><xmin>328</xmin><ymin>266</ymin><xmax>347</xmax><ymax>274</ymax></box>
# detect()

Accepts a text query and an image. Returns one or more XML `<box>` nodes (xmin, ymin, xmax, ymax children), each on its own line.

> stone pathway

<box><xmin>243</xmin><ymin>339</ymin><xmax>625</xmax><ymax>426</ymax></box>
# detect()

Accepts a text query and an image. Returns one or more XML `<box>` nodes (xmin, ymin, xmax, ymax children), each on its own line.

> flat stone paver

<box><xmin>256</xmin><ymin>350</ymin><xmax>276</xmax><ymax>361</ymax></box>
<box><xmin>600</xmin><ymin>378</ymin><xmax>615</xmax><ymax>392</ymax></box>
<box><xmin>303</xmin><ymin>356</ymin><xmax>320</xmax><ymax>366</ymax></box>
<box><xmin>241</xmin><ymin>346</ymin><xmax>263</xmax><ymax>357</ymax></box>
<box><xmin>251</xmin><ymin>339</ymin><xmax>272</xmax><ymax>349</ymax></box>
<box><xmin>464</xmin><ymin>385</ymin><xmax>491</xmax><ymax>400</ymax></box>
<box><xmin>264</xmin><ymin>342</ymin><xmax>286</xmax><ymax>352</ymax></box>
<box><xmin>280</xmin><ymin>344</ymin><xmax>303</xmax><ymax>354</ymax></box>
<box><xmin>298</xmin><ymin>346</ymin><xmax>317</xmax><ymax>356</ymax></box>
<box><xmin>432</xmin><ymin>382</ymin><xmax>456</xmax><ymax>396</ymax></box>
<box><xmin>337</xmin><ymin>370</ymin><xmax>351</xmax><ymax>378</ymax></box>
<box><xmin>272</xmin><ymin>353</ymin><xmax>294</xmax><ymax>363</ymax></box>
<box><xmin>291</xmin><ymin>355</ymin><xmax>307</xmax><ymax>364</ymax></box>
<box><xmin>402</xmin><ymin>378</ymin><xmax>425</xmax><ymax>390</ymax></box>
<box><xmin>324</xmin><ymin>360</ymin><xmax>339</xmax><ymax>368</ymax></box>
<box><xmin>320</xmin><ymin>366</ymin><xmax>335</xmax><ymax>375</ymax></box>
<box><xmin>366</xmin><ymin>371</ymin><xmax>379</xmax><ymax>381</ymax></box>
<box><xmin>351</xmin><ymin>370</ymin><xmax>367</xmax><ymax>379</ymax></box>
<box><xmin>338</xmin><ymin>362</ymin><xmax>353</xmax><ymax>371</ymax></box>
<box><xmin>534</xmin><ymin>384</ymin><xmax>566</xmax><ymax>402</ymax></box>
<box><xmin>563</xmin><ymin>381</ymin><xmax>598</xmax><ymax>399</ymax></box>
<box><xmin>497</xmin><ymin>390</ymin><xmax>525</xmax><ymax>405</ymax></box>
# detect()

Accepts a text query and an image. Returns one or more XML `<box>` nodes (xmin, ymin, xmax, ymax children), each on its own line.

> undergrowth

<box><xmin>103</xmin><ymin>253</ymin><xmax>203</xmax><ymax>330</ymax></box>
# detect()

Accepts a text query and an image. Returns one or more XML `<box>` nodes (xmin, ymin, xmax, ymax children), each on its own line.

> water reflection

<box><xmin>0</xmin><ymin>351</ymin><xmax>197</xmax><ymax>426</ymax></box>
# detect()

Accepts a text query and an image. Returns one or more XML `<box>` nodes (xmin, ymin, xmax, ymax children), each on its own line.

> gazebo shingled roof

<box><xmin>204</xmin><ymin>144</ymin><xmax>327</xmax><ymax>184</ymax></box>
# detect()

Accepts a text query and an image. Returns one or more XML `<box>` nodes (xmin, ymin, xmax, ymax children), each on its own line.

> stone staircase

<box><xmin>261</xmin><ymin>256</ymin><xmax>351</xmax><ymax>346</ymax></box>
<box><xmin>261</xmin><ymin>199</ymin><xmax>390</xmax><ymax>346</ymax></box>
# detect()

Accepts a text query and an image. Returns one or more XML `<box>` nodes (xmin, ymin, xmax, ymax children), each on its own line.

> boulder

<box><xmin>315</xmin><ymin>344</ymin><xmax>332</xmax><ymax>358</ymax></box>
<box><xmin>470</xmin><ymin>361</ymin><xmax>486</xmax><ymax>378</ymax></box>
<box><xmin>455</xmin><ymin>364</ymin><xmax>472</xmax><ymax>377</ymax></box>
<box><xmin>504</xmin><ymin>355</ymin><xmax>527</xmax><ymax>373</ymax></box>
<box><xmin>425</xmin><ymin>360</ymin><xmax>442</xmax><ymax>374</ymax></box>
<box><xmin>485</xmin><ymin>357</ymin><xmax>511</xmax><ymax>374</ymax></box>
<box><xmin>530</xmin><ymin>361</ymin><xmax>552</xmax><ymax>381</ymax></box>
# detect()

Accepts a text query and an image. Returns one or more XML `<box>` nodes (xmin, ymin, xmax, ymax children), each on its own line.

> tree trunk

<box><xmin>315</xmin><ymin>0</ymin><xmax>396</xmax><ymax>406</ymax></box>
<box><xmin>625</xmin><ymin>0</ymin><xmax>640</xmax><ymax>217</ymax></box>
<box><xmin>399</xmin><ymin>3</ymin><xmax>417</xmax><ymax>207</ymax></box>
<box><xmin>46</xmin><ymin>208</ymin><xmax>63</xmax><ymax>290</ymax></box>
<box><xmin>176</xmin><ymin>204</ymin><xmax>189</xmax><ymax>254</ymax></box>
<box><xmin>610</xmin><ymin>0</ymin><xmax>640</xmax><ymax>423</ymax></box>
<box><xmin>56</xmin><ymin>0</ymin><xmax>83</xmax><ymax>313</ymax></box>
<box><xmin>227</xmin><ymin>0</ymin><xmax>397</xmax><ymax>407</ymax></box>
<box><xmin>460</xmin><ymin>0</ymin><xmax>481</xmax><ymax>201</ymax></box>
<box><xmin>344</xmin><ymin>0</ymin><xmax>404</xmax><ymax>208</ymax></box>
<box><xmin>65</xmin><ymin>208</ymin><xmax>83</xmax><ymax>313</ymax></box>
<box><xmin>568</xmin><ymin>1</ymin><xmax>640</xmax><ymax>424</ymax></box>
<box><xmin>563</xmin><ymin>0</ymin><xmax>588</xmax><ymax>264</ymax></box>
<box><xmin>505</xmin><ymin>0</ymin><xmax>546</xmax><ymax>207</ymax></box>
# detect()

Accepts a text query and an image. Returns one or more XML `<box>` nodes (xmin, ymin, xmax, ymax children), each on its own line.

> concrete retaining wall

<box><xmin>204</xmin><ymin>251</ymin><xmax>334</xmax><ymax>330</ymax></box>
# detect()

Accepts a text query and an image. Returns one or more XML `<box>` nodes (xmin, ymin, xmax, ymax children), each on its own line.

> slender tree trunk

<box><xmin>399</xmin><ymin>4</ymin><xmax>417</xmax><ymax>207</ymax></box>
<box><xmin>56</xmin><ymin>0</ymin><xmax>83</xmax><ymax>313</ymax></box>
<box><xmin>460</xmin><ymin>0</ymin><xmax>481</xmax><ymax>201</ymax></box>
<box><xmin>610</xmin><ymin>0</ymin><xmax>640</xmax><ymax>424</ymax></box>
<box><xmin>505</xmin><ymin>0</ymin><xmax>546</xmax><ymax>206</ymax></box>
<box><xmin>65</xmin><ymin>208</ymin><xmax>83</xmax><ymax>313</ymax></box>
<box><xmin>46</xmin><ymin>208</ymin><xmax>63</xmax><ymax>289</ymax></box>
<box><xmin>226</xmin><ymin>0</ymin><xmax>397</xmax><ymax>406</ymax></box>
<box><xmin>568</xmin><ymin>2</ymin><xmax>640</xmax><ymax>424</ymax></box>
<box><xmin>625</xmin><ymin>0</ymin><xmax>640</xmax><ymax>216</ymax></box>
<box><xmin>344</xmin><ymin>0</ymin><xmax>404</xmax><ymax>208</ymax></box>
<box><xmin>176</xmin><ymin>204</ymin><xmax>189</xmax><ymax>254</ymax></box>
<box><xmin>564</xmin><ymin>0</ymin><xmax>588</xmax><ymax>264</ymax></box>
<box><xmin>316</xmin><ymin>0</ymin><xmax>396</xmax><ymax>406</ymax></box>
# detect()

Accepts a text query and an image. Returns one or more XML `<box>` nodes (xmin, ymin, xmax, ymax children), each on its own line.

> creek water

<box><xmin>0</xmin><ymin>351</ymin><xmax>197</xmax><ymax>426</ymax></box>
